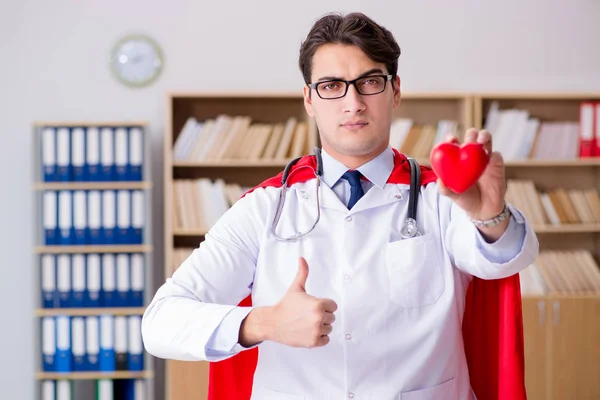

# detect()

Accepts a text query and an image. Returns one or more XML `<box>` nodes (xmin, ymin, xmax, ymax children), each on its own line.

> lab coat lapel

<box><xmin>348</xmin><ymin>183</ymin><xmax>405</xmax><ymax>213</ymax></box>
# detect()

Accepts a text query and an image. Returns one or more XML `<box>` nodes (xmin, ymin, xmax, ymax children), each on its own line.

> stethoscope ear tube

<box><xmin>407</xmin><ymin>158</ymin><xmax>420</xmax><ymax>221</ymax></box>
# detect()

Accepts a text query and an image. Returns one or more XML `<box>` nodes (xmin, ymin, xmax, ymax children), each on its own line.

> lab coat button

<box><xmin>348</xmin><ymin>393</ymin><xmax>354</xmax><ymax>398</ymax></box>
<box><xmin>344</xmin><ymin>274</ymin><xmax>351</xmax><ymax>281</ymax></box>
<box><xmin>345</xmin><ymin>333</ymin><xmax>352</xmax><ymax>340</ymax></box>
<box><xmin>346</xmin><ymin>216</ymin><xmax>352</xmax><ymax>221</ymax></box>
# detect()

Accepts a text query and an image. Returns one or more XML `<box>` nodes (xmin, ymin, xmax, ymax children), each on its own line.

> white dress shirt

<box><xmin>142</xmin><ymin>146</ymin><xmax>538</xmax><ymax>400</ymax></box>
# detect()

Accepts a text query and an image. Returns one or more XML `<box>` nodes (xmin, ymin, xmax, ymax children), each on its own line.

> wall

<box><xmin>0</xmin><ymin>0</ymin><xmax>599</xmax><ymax>398</ymax></box>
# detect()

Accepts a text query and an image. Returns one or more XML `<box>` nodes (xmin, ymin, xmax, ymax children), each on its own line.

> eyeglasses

<box><xmin>309</xmin><ymin>74</ymin><xmax>393</xmax><ymax>100</ymax></box>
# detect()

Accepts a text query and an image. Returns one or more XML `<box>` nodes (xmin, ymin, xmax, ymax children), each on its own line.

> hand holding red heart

<box><xmin>430</xmin><ymin>128</ymin><xmax>509</xmax><ymax>240</ymax></box>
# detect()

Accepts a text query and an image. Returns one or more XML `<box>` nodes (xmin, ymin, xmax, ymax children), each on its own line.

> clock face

<box><xmin>110</xmin><ymin>34</ymin><xmax>163</xmax><ymax>87</ymax></box>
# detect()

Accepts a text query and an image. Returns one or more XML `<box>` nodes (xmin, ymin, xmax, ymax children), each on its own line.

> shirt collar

<box><xmin>320</xmin><ymin>146</ymin><xmax>395</xmax><ymax>189</ymax></box>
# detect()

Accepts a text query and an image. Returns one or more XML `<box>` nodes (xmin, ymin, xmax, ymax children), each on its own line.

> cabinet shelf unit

<box><xmin>33</xmin><ymin>121</ymin><xmax>155</xmax><ymax>400</ymax></box>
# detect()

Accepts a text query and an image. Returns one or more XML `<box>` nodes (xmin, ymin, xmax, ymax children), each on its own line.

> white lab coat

<box><xmin>142</xmin><ymin>149</ymin><xmax>539</xmax><ymax>400</ymax></box>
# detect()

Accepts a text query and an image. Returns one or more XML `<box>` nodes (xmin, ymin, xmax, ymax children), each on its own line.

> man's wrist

<box><xmin>469</xmin><ymin>203</ymin><xmax>512</xmax><ymax>243</ymax></box>
<box><xmin>239</xmin><ymin>306</ymin><xmax>273</xmax><ymax>348</ymax></box>
<box><xmin>469</xmin><ymin>203</ymin><xmax>511</xmax><ymax>228</ymax></box>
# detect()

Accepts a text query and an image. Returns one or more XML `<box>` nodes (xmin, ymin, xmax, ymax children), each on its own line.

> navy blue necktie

<box><xmin>342</xmin><ymin>170</ymin><xmax>364</xmax><ymax>209</ymax></box>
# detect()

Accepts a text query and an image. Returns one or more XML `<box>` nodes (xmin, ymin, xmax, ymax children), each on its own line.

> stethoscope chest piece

<box><xmin>400</xmin><ymin>217</ymin><xmax>421</xmax><ymax>239</ymax></box>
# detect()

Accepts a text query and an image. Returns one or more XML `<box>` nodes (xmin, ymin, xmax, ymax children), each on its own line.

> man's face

<box><xmin>303</xmin><ymin>43</ymin><xmax>401</xmax><ymax>164</ymax></box>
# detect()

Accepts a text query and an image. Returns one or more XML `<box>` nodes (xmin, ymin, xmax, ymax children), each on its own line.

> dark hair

<box><xmin>298</xmin><ymin>12</ymin><xmax>401</xmax><ymax>85</ymax></box>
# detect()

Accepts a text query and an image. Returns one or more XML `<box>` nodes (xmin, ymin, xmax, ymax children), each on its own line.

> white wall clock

<box><xmin>109</xmin><ymin>34</ymin><xmax>164</xmax><ymax>88</ymax></box>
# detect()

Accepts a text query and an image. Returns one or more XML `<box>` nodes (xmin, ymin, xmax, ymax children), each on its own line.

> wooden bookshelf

<box><xmin>472</xmin><ymin>93</ymin><xmax>600</xmax><ymax>400</ymax></box>
<box><xmin>163</xmin><ymin>91</ymin><xmax>600</xmax><ymax>400</ymax></box>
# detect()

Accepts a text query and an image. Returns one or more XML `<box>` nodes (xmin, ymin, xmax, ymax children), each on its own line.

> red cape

<box><xmin>207</xmin><ymin>150</ymin><xmax>527</xmax><ymax>400</ymax></box>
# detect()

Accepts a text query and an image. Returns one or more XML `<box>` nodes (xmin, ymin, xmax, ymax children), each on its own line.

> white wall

<box><xmin>1</xmin><ymin>0</ymin><xmax>599</xmax><ymax>398</ymax></box>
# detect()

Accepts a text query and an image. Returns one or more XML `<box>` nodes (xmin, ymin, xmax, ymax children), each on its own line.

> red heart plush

<box><xmin>430</xmin><ymin>142</ymin><xmax>489</xmax><ymax>193</ymax></box>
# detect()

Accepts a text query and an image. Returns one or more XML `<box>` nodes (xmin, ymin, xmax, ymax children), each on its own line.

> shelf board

<box><xmin>35</xmin><ymin>245</ymin><xmax>152</xmax><ymax>254</ymax></box>
<box><xmin>533</xmin><ymin>224</ymin><xmax>600</xmax><ymax>233</ymax></box>
<box><xmin>36</xmin><ymin>371</ymin><xmax>154</xmax><ymax>380</ymax></box>
<box><xmin>35</xmin><ymin>307</ymin><xmax>146</xmax><ymax>317</ymax></box>
<box><xmin>173</xmin><ymin>159</ymin><xmax>289</xmax><ymax>168</ymax></box>
<box><xmin>34</xmin><ymin>121</ymin><xmax>149</xmax><ymax>127</ymax></box>
<box><xmin>33</xmin><ymin>181</ymin><xmax>153</xmax><ymax>190</ymax></box>
<box><xmin>173</xmin><ymin>230</ymin><xmax>207</xmax><ymax>236</ymax></box>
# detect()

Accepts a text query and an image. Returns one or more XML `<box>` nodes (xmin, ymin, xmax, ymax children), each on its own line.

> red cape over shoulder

<box><xmin>207</xmin><ymin>149</ymin><xmax>526</xmax><ymax>400</ymax></box>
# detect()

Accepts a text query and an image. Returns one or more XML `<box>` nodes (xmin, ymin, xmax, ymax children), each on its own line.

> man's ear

<box><xmin>393</xmin><ymin>75</ymin><xmax>401</xmax><ymax>108</ymax></box>
<box><xmin>303</xmin><ymin>85</ymin><xmax>315</xmax><ymax>117</ymax></box>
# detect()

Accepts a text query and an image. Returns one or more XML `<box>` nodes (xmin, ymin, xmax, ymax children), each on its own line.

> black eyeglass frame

<box><xmin>308</xmin><ymin>74</ymin><xmax>393</xmax><ymax>100</ymax></box>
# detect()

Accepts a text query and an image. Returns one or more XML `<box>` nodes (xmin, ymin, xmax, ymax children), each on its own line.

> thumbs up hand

<box><xmin>269</xmin><ymin>257</ymin><xmax>338</xmax><ymax>348</ymax></box>
<box><xmin>239</xmin><ymin>257</ymin><xmax>337</xmax><ymax>349</ymax></box>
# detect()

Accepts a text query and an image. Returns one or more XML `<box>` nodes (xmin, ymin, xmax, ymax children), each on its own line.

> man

<box><xmin>142</xmin><ymin>12</ymin><xmax>539</xmax><ymax>400</ymax></box>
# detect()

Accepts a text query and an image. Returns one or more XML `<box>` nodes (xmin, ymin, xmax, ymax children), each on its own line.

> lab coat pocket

<box><xmin>251</xmin><ymin>384</ymin><xmax>306</xmax><ymax>399</ymax></box>
<box><xmin>400</xmin><ymin>377</ymin><xmax>456</xmax><ymax>399</ymax></box>
<box><xmin>385</xmin><ymin>233</ymin><xmax>444</xmax><ymax>308</ymax></box>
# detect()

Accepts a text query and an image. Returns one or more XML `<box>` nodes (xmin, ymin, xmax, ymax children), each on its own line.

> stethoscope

<box><xmin>271</xmin><ymin>147</ymin><xmax>422</xmax><ymax>242</ymax></box>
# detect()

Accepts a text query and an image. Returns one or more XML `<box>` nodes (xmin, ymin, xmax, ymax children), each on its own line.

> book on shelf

<box><xmin>520</xmin><ymin>249</ymin><xmax>600</xmax><ymax>296</ymax></box>
<box><xmin>505</xmin><ymin>179</ymin><xmax>600</xmax><ymax>227</ymax></box>
<box><xmin>484</xmin><ymin>100</ymin><xmax>600</xmax><ymax>160</ymax></box>
<box><xmin>172</xmin><ymin>179</ymin><xmax>249</xmax><ymax>233</ymax></box>
<box><xmin>172</xmin><ymin>115</ymin><xmax>319</xmax><ymax>162</ymax></box>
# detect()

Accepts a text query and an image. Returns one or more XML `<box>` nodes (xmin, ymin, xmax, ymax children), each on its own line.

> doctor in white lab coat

<box><xmin>142</xmin><ymin>12</ymin><xmax>539</xmax><ymax>400</ymax></box>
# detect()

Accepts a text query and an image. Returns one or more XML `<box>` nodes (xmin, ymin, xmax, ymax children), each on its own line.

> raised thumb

<box><xmin>292</xmin><ymin>257</ymin><xmax>309</xmax><ymax>291</ymax></box>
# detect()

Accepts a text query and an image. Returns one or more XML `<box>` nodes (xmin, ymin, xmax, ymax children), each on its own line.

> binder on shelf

<box><xmin>86</xmin><ymin>254</ymin><xmax>101</xmax><ymax>308</ymax></box>
<box><xmin>71</xmin><ymin>254</ymin><xmax>85</xmax><ymax>308</ymax></box>
<box><xmin>130</xmin><ymin>254</ymin><xmax>144</xmax><ymax>307</ymax></box>
<box><xmin>115</xmin><ymin>127</ymin><xmax>129</xmax><ymax>181</ymax></box>
<box><xmin>117</xmin><ymin>190</ymin><xmax>132</xmax><ymax>244</ymax></box>
<box><xmin>56</xmin><ymin>127</ymin><xmax>71</xmax><ymax>182</ymax></box>
<box><xmin>101</xmin><ymin>127</ymin><xmax>115</xmax><ymax>182</ymax></box>
<box><xmin>102</xmin><ymin>254</ymin><xmax>117</xmax><ymax>307</ymax></box>
<box><xmin>129</xmin><ymin>126</ymin><xmax>143</xmax><ymax>181</ymax></box>
<box><xmin>56</xmin><ymin>380</ymin><xmax>71</xmax><ymax>400</ymax></box>
<box><xmin>57</xmin><ymin>255</ymin><xmax>71</xmax><ymax>308</ymax></box>
<box><xmin>88</xmin><ymin>190</ymin><xmax>102</xmax><ymax>245</ymax></box>
<box><xmin>71</xmin><ymin>127</ymin><xmax>85</xmax><ymax>181</ymax></box>
<box><xmin>101</xmin><ymin>190</ymin><xmax>117</xmax><ymax>244</ymax></box>
<box><xmin>86</xmin><ymin>316</ymin><xmax>100</xmax><ymax>371</ymax></box>
<box><xmin>41</xmin><ymin>380</ymin><xmax>55</xmax><ymax>400</ymax></box>
<box><xmin>579</xmin><ymin>102</ymin><xmax>596</xmax><ymax>157</ymax></box>
<box><xmin>86</xmin><ymin>126</ymin><xmax>101</xmax><ymax>181</ymax></box>
<box><xmin>128</xmin><ymin>316</ymin><xmax>144</xmax><ymax>371</ymax></box>
<box><xmin>71</xmin><ymin>317</ymin><xmax>86</xmax><ymax>372</ymax></box>
<box><xmin>115</xmin><ymin>316</ymin><xmax>128</xmax><ymax>370</ymax></box>
<box><xmin>99</xmin><ymin>315</ymin><xmax>115</xmax><ymax>372</ymax></box>
<box><xmin>55</xmin><ymin>315</ymin><xmax>71</xmax><ymax>372</ymax></box>
<box><xmin>41</xmin><ymin>255</ymin><xmax>56</xmax><ymax>308</ymax></box>
<box><xmin>43</xmin><ymin>191</ymin><xmax>58</xmax><ymax>245</ymax></box>
<box><xmin>42</xmin><ymin>317</ymin><xmax>56</xmax><ymax>371</ymax></box>
<box><xmin>42</xmin><ymin>127</ymin><xmax>57</xmax><ymax>182</ymax></box>
<box><xmin>58</xmin><ymin>191</ymin><xmax>72</xmax><ymax>245</ymax></box>
<box><xmin>595</xmin><ymin>102</ymin><xmax>600</xmax><ymax>156</ymax></box>
<box><xmin>116</xmin><ymin>254</ymin><xmax>130</xmax><ymax>307</ymax></box>
<box><xmin>131</xmin><ymin>191</ymin><xmax>144</xmax><ymax>244</ymax></box>
<box><xmin>72</xmin><ymin>191</ymin><xmax>87</xmax><ymax>245</ymax></box>
<box><xmin>114</xmin><ymin>379</ymin><xmax>145</xmax><ymax>400</ymax></box>
<box><xmin>97</xmin><ymin>380</ymin><xmax>113</xmax><ymax>400</ymax></box>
